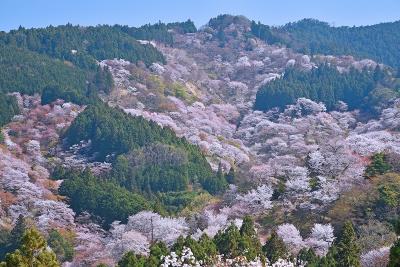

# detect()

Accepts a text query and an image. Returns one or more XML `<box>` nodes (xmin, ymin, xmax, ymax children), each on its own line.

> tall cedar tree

<box><xmin>262</xmin><ymin>231</ymin><xmax>288</xmax><ymax>263</ymax></box>
<box><xmin>335</xmin><ymin>221</ymin><xmax>361</xmax><ymax>267</ymax></box>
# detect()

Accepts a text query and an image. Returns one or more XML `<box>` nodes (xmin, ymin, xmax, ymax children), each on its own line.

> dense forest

<box><xmin>64</xmin><ymin>102</ymin><xmax>227</xmax><ymax>194</ymax></box>
<box><xmin>114</xmin><ymin>19</ymin><xmax>197</xmax><ymax>45</ymax></box>
<box><xmin>0</xmin><ymin>93</ymin><xmax>19</xmax><ymax>127</ymax></box>
<box><xmin>251</xmin><ymin>19</ymin><xmax>400</xmax><ymax>69</ymax></box>
<box><xmin>57</xmin><ymin>169</ymin><xmax>150</xmax><ymax>225</ymax></box>
<box><xmin>58</xmin><ymin>102</ymin><xmax>228</xmax><ymax>225</ymax></box>
<box><xmin>0</xmin><ymin>23</ymin><xmax>174</xmax><ymax>105</ymax></box>
<box><xmin>0</xmin><ymin>43</ymin><xmax>112</xmax><ymax>105</ymax></box>
<box><xmin>0</xmin><ymin>24</ymin><xmax>165</xmax><ymax>68</ymax></box>
<box><xmin>254</xmin><ymin>64</ymin><xmax>391</xmax><ymax>111</ymax></box>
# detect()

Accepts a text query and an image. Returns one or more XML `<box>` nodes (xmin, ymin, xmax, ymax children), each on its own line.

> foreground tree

<box><xmin>335</xmin><ymin>221</ymin><xmax>361</xmax><ymax>267</ymax></box>
<box><xmin>262</xmin><ymin>231</ymin><xmax>288</xmax><ymax>263</ymax></box>
<box><xmin>214</xmin><ymin>223</ymin><xmax>242</xmax><ymax>258</ymax></box>
<box><xmin>47</xmin><ymin>229</ymin><xmax>74</xmax><ymax>263</ymax></box>
<box><xmin>0</xmin><ymin>228</ymin><xmax>59</xmax><ymax>267</ymax></box>
<box><xmin>240</xmin><ymin>216</ymin><xmax>263</xmax><ymax>260</ymax></box>
<box><xmin>117</xmin><ymin>251</ymin><xmax>146</xmax><ymax>267</ymax></box>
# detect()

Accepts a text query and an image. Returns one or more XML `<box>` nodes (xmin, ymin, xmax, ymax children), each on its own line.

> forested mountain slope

<box><xmin>1</xmin><ymin>15</ymin><xmax>400</xmax><ymax>266</ymax></box>
<box><xmin>251</xmin><ymin>18</ymin><xmax>400</xmax><ymax>69</ymax></box>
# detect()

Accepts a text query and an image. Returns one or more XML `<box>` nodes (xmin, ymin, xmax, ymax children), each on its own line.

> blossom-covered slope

<box><xmin>1</xmin><ymin>15</ymin><xmax>400</xmax><ymax>266</ymax></box>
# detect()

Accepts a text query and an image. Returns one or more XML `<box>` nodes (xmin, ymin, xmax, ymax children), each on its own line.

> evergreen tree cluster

<box><xmin>114</xmin><ymin>19</ymin><xmax>196</xmax><ymax>45</ymax></box>
<box><xmin>0</xmin><ymin>93</ymin><xmax>19</xmax><ymax>127</ymax></box>
<box><xmin>254</xmin><ymin>65</ymin><xmax>384</xmax><ymax>111</ymax></box>
<box><xmin>365</xmin><ymin>152</ymin><xmax>392</xmax><ymax>177</ymax></box>
<box><xmin>58</xmin><ymin>169</ymin><xmax>149</xmax><ymax>226</ymax></box>
<box><xmin>0</xmin><ymin>24</ymin><xmax>165</xmax><ymax>68</ymax></box>
<box><xmin>0</xmin><ymin>228</ymin><xmax>59</xmax><ymax>267</ymax></box>
<box><xmin>108</xmin><ymin>218</ymin><xmax>365</xmax><ymax>267</ymax></box>
<box><xmin>0</xmin><ymin>23</ymin><xmax>171</xmax><ymax>106</ymax></box>
<box><xmin>251</xmin><ymin>19</ymin><xmax>400</xmax><ymax>69</ymax></box>
<box><xmin>0</xmin><ymin>43</ymin><xmax>112</xmax><ymax>105</ymax></box>
<box><xmin>0</xmin><ymin>217</ymin><xmax>71</xmax><ymax>266</ymax></box>
<box><xmin>64</xmin><ymin>102</ymin><xmax>227</xmax><ymax>195</ymax></box>
<box><xmin>58</xmin><ymin>102</ymin><xmax>227</xmax><ymax>225</ymax></box>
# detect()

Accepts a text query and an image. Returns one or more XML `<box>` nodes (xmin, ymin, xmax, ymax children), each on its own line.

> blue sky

<box><xmin>1</xmin><ymin>0</ymin><xmax>399</xmax><ymax>31</ymax></box>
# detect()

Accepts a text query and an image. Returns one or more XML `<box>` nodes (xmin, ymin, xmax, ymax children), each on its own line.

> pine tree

<box><xmin>262</xmin><ymin>231</ymin><xmax>288</xmax><ymax>263</ymax></box>
<box><xmin>297</xmin><ymin>248</ymin><xmax>319</xmax><ymax>266</ymax></box>
<box><xmin>318</xmin><ymin>250</ymin><xmax>337</xmax><ymax>267</ymax></box>
<box><xmin>239</xmin><ymin>216</ymin><xmax>262</xmax><ymax>260</ymax></box>
<box><xmin>335</xmin><ymin>221</ymin><xmax>360</xmax><ymax>267</ymax></box>
<box><xmin>198</xmin><ymin>234</ymin><xmax>217</xmax><ymax>264</ymax></box>
<box><xmin>214</xmin><ymin>223</ymin><xmax>242</xmax><ymax>258</ymax></box>
<box><xmin>117</xmin><ymin>251</ymin><xmax>146</xmax><ymax>267</ymax></box>
<box><xmin>1</xmin><ymin>228</ymin><xmax>59</xmax><ymax>267</ymax></box>
<box><xmin>171</xmin><ymin>236</ymin><xmax>185</xmax><ymax>255</ymax></box>
<box><xmin>147</xmin><ymin>241</ymin><xmax>168</xmax><ymax>267</ymax></box>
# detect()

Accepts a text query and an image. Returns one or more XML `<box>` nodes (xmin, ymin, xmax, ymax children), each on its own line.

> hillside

<box><xmin>1</xmin><ymin>14</ymin><xmax>400</xmax><ymax>266</ymax></box>
<box><xmin>251</xmin><ymin>18</ymin><xmax>400</xmax><ymax>69</ymax></box>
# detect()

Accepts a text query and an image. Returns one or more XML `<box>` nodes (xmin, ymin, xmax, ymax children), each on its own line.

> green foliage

<box><xmin>318</xmin><ymin>246</ymin><xmax>338</xmax><ymax>267</ymax></box>
<box><xmin>0</xmin><ymin>45</ymin><xmax>85</xmax><ymax>95</ymax></box>
<box><xmin>207</xmin><ymin>15</ymin><xmax>249</xmax><ymax>46</ymax></box>
<box><xmin>214</xmin><ymin>223</ymin><xmax>242</xmax><ymax>258</ymax></box>
<box><xmin>114</xmin><ymin>22</ymin><xmax>174</xmax><ymax>45</ymax></box>
<box><xmin>213</xmin><ymin>221</ymin><xmax>263</xmax><ymax>260</ymax></box>
<box><xmin>297</xmin><ymin>248</ymin><xmax>319</xmax><ymax>266</ymax></box>
<box><xmin>171</xmin><ymin>235</ymin><xmax>217</xmax><ymax>264</ymax></box>
<box><xmin>389</xmin><ymin>239</ymin><xmax>400</xmax><ymax>267</ymax></box>
<box><xmin>250</xmin><ymin>21</ymin><xmax>281</xmax><ymax>45</ymax></box>
<box><xmin>365</xmin><ymin>152</ymin><xmax>391</xmax><ymax>177</ymax></box>
<box><xmin>147</xmin><ymin>241</ymin><xmax>169</xmax><ymax>267</ymax></box>
<box><xmin>167</xmin><ymin>20</ymin><xmax>197</xmax><ymax>34</ymax></box>
<box><xmin>112</xmin><ymin>144</ymin><xmax>189</xmax><ymax>193</ymax></box>
<box><xmin>47</xmin><ymin>229</ymin><xmax>74</xmax><ymax>263</ymax></box>
<box><xmin>255</xmin><ymin>64</ymin><xmax>380</xmax><ymax>111</ymax></box>
<box><xmin>240</xmin><ymin>216</ymin><xmax>263</xmax><ymax>260</ymax></box>
<box><xmin>117</xmin><ymin>251</ymin><xmax>146</xmax><ymax>267</ymax></box>
<box><xmin>255</xmin><ymin>19</ymin><xmax>400</xmax><ymax>69</ymax></box>
<box><xmin>0</xmin><ymin>215</ymin><xmax>28</xmax><ymax>261</ymax></box>
<box><xmin>0</xmin><ymin>93</ymin><xmax>19</xmax><ymax>127</ymax></box>
<box><xmin>335</xmin><ymin>221</ymin><xmax>361</xmax><ymax>267</ymax></box>
<box><xmin>262</xmin><ymin>231</ymin><xmax>288</xmax><ymax>263</ymax></box>
<box><xmin>378</xmin><ymin>185</ymin><xmax>400</xmax><ymax>208</ymax></box>
<box><xmin>73</xmin><ymin>18</ymin><xmax>189</xmax><ymax>57</ymax></box>
<box><xmin>0</xmin><ymin>24</ymin><xmax>165</xmax><ymax>68</ymax></box>
<box><xmin>157</xmin><ymin>191</ymin><xmax>199</xmax><ymax>214</ymax></box>
<box><xmin>58</xmin><ymin>169</ymin><xmax>149</xmax><ymax>226</ymax></box>
<box><xmin>1</xmin><ymin>228</ymin><xmax>59</xmax><ymax>267</ymax></box>
<box><xmin>118</xmin><ymin>241</ymin><xmax>169</xmax><ymax>267</ymax></box>
<box><xmin>198</xmin><ymin>234</ymin><xmax>218</xmax><ymax>264</ymax></box>
<box><xmin>0</xmin><ymin>23</ymin><xmax>169</xmax><ymax>105</ymax></box>
<box><xmin>0</xmin><ymin>43</ymin><xmax>113</xmax><ymax>105</ymax></box>
<box><xmin>64</xmin><ymin>102</ymin><xmax>226</xmax><ymax>195</ymax></box>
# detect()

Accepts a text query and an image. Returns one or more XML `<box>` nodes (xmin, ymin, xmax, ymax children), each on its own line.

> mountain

<box><xmin>1</xmin><ymin>14</ymin><xmax>400</xmax><ymax>266</ymax></box>
<box><xmin>251</xmin><ymin>18</ymin><xmax>400</xmax><ymax>69</ymax></box>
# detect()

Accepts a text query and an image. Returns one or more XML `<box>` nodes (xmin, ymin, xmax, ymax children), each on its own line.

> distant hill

<box><xmin>251</xmin><ymin>18</ymin><xmax>400</xmax><ymax>69</ymax></box>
